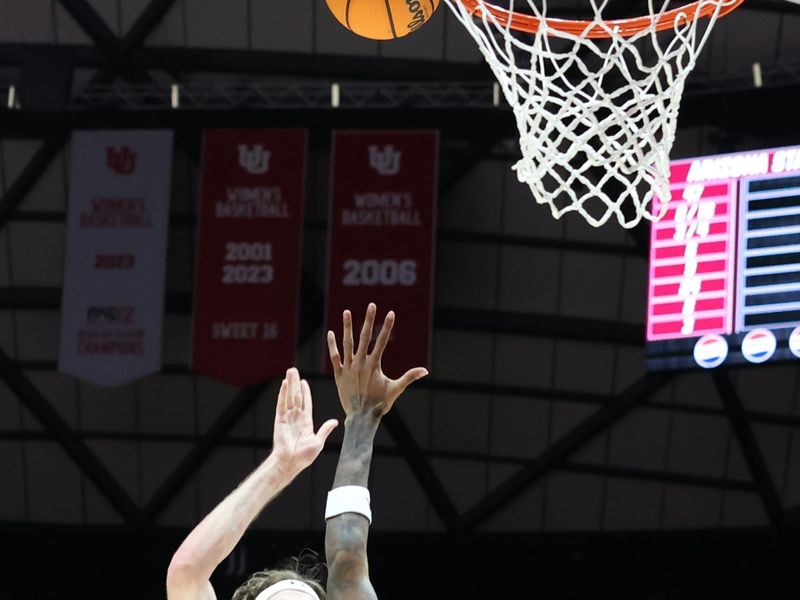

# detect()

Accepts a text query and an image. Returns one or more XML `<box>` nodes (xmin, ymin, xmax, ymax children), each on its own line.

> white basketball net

<box><xmin>442</xmin><ymin>0</ymin><xmax>731</xmax><ymax>228</ymax></box>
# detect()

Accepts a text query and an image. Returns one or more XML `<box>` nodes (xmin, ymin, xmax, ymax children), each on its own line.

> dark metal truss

<box><xmin>0</xmin><ymin>348</ymin><xmax>141</xmax><ymax>525</ymax></box>
<box><xmin>140</xmin><ymin>382</ymin><xmax>270</xmax><ymax>526</ymax></box>
<box><xmin>55</xmin><ymin>0</ymin><xmax>179</xmax><ymax>84</ymax></box>
<box><xmin>1</xmin><ymin>280</ymin><xmax>799</xmax><ymax>530</ymax></box>
<box><xmin>712</xmin><ymin>372</ymin><xmax>784</xmax><ymax>528</ymax></box>
<box><xmin>457</xmin><ymin>372</ymin><xmax>673</xmax><ymax>532</ymax></box>
<box><xmin>2</xmin><ymin>43</ymin><xmax>800</xmax><ymax>96</ymax></box>
<box><xmin>68</xmin><ymin>81</ymin><xmax>501</xmax><ymax>111</ymax></box>
<box><xmin>0</xmin><ymin>149</ymin><xmax>797</xmax><ymax>535</ymax></box>
<box><xmin>0</xmin><ymin>137</ymin><xmax>68</xmax><ymax>230</ymax></box>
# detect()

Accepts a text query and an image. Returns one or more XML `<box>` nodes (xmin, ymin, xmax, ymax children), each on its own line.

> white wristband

<box><xmin>325</xmin><ymin>485</ymin><xmax>372</xmax><ymax>524</ymax></box>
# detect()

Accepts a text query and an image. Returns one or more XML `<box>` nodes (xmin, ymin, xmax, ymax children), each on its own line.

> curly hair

<box><xmin>231</xmin><ymin>550</ymin><xmax>327</xmax><ymax>600</ymax></box>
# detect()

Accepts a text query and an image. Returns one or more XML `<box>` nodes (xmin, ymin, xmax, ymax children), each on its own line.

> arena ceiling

<box><xmin>1</xmin><ymin>7</ymin><xmax>800</xmax><ymax>593</ymax></box>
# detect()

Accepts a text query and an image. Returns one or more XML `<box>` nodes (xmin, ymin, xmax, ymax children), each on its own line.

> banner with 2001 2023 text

<box><xmin>58</xmin><ymin>129</ymin><xmax>173</xmax><ymax>386</ymax></box>
<box><xmin>191</xmin><ymin>129</ymin><xmax>307</xmax><ymax>387</ymax></box>
<box><xmin>325</xmin><ymin>130</ymin><xmax>438</xmax><ymax>378</ymax></box>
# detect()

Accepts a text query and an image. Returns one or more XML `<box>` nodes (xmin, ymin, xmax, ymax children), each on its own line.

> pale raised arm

<box><xmin>166</xmin><ymin>368</ymin><xmax>338</xmax><ymax>600</ymax></box>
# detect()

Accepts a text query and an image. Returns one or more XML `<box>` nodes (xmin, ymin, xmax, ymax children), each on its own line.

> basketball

<box><xmin>325</xmin><ymin>0</ymin><xmax>441</xmax><ymax>40</ymax></box>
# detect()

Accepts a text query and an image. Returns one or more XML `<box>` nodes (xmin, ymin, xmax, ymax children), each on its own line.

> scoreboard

<box><xmin>646</xmin><ymin>145</ymin><xmax>800</xmax><ymax>370</ymax></box>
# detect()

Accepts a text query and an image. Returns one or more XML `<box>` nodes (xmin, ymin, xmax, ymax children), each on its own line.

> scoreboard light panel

<box><xmin>646</xmin><ymin>145</ymin><xmax>800</xmax><ymax>370</ymax></box>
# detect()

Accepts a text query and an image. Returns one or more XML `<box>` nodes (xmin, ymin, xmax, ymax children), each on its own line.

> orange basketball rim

<box><xmin>456</xmin><ymin>0</ymin><xmax>744</xmax><ymax>38</ymax></box>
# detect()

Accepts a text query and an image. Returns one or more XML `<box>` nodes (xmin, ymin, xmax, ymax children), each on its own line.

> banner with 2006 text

<box><xmin>58</xmin><ymin>129</ymin><xmax>173</xmax><ymax>386</ymax></box>
<box><xmin>325</xmin><ymin>130</ymin><xmax>438</xmax><ymax>378</ymax></box>
<box><xmin>191</xmin><ymin>129</ymin><xmax>307</xmax><ymax>387</ymax></box>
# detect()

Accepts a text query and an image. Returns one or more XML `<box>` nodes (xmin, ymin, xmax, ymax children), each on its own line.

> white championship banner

<box><xmin>58</xmin><ymin>130</ymin><xmax>173</xmax><ymax>386</ymax></box>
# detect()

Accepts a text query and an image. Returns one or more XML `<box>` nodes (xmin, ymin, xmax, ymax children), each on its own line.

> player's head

<box><xmin>232</xmin><ymin>553</ymin><xmax>327</xmax><ymax>600</ymax></box>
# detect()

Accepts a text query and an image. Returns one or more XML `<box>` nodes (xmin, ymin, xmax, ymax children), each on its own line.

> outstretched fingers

<box><xmin>369</xmin><ymin>310</ymin><xmax>395</xmax><ymax>363</ymax></box>
<box><xmin>327</xmin><ymin>330</ymin><xmax>342</xmax><ymax>375</ymax></box>
<box><xmin>356</xmin><ymin>303</ymin><xmax>377</xmax><ymax>361</ymax></box>
<box><xmin>342</xmin><ymin>310</ymin><xmax>354</xmax><ymax>366</ymax></box>
<box><xmin>316</xmin><ymin>418</ymin><xmax>339</xmax><ymax>445</ymax></box>
<box><xmin>392</xmin><ymin>367</ymin><xmax>429</xmax><ymax>397</ymax></box>
<box><xmin>286</xmin><ymin>367</ymin><xmax>301</xmax><ymax>411</ymax></box>
<box><xmin>300</xmin><ymin>379</ymin><xmax>312</xmax><ymax>416</ymax></box>
<box><xmin>276</xmin><ymin>377</ymin><xmax>288</xmax><ymax>417</ymax></box>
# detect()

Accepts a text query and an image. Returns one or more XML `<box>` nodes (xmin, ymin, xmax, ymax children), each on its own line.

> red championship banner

<box><xmin>191</xmin><ymin>129</ymin><xmax>307</xmax><ymax>387</ymax></box>
<box><xmin>325</xmin><ymin>130</ymin><xmax>438</xmax><ymax>377</ymax></box>
<box><xmin>58</xmin><ymin>129</ymin><xmax>173</xmax><ymax>387</ymax></box>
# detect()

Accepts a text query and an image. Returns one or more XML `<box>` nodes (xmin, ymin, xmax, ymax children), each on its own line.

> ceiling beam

<box><xmin>93</xmin><ymin>0</ymin><xmax>179</xmax><ymax>84</ymax></box>
<box><xmin>3</xmin><ymin>43</ymin><xmax>800</xmax><ymax>91</ymax></box>
<box><xmin>0</xmin><ymin>286</ymin><xmax>645</xmax><ymax>345</ymax></box>
<box><xmin>456</xmin><ymin>371</ymin><xmax>672</xmax><ymax>532</ymax></box>
<box><xmin>0</xmin><ymin>348</ymin><xmax>141</xmax><ymax>525</ymax></box>
<box><xmin>11</xmin><ymin>360</ymin><xmax>800</xmax><ymax>431</ymax></box>
<box><xmin>0</xmin><ymin>136</ymin><xmax>69</xmax><ymax>230</ymax></box>
<box><xmin>54</xmin><ymin>0</ymin><xmax>120</xmax><ymax>59</ymax></box>
<box><xmin>0</xmin><ymin>1</ymin><xmax>179</xmax><ymax>233</ymax></box>
<box><xmin>6</xmin><ymin>210</ymin><xmax>642</xmax><ymax>256</ymax></box>
<box><xmin>711</xmin><ymin>371</ymin><xmax>784</xmax><ymax>530</ymax></box>
<box><xmin>433</xmin><ymin>307</ymin><xmax>645</xmax><ymax>346</ymax></box>
<box><xmin>55</xmin><ymin>0</ymin><xmax>178</xmax><ymax>85</ymax></box>
<box><xmin>1</xmin><ymin>81</ymin><xmax>798</xmax><ymax>140</ymax></box>
<box><xmin>122</xmin><ymin>0</ymin><xmax>179</xmax><ymax>57</ymax></box>
<box><xmin>382</xmin><ymin>412</ymin><xmax>461</xmax><ymax>531</ymax></box>
<box><xmin>0</xmin><ymin>428</ymin><xmax>758</xmax><ymax>493</ymax></box>
<box><xmin>0</xmin><ymin>43</ymin><xmax>492</xmax><ymax>81</ymax></box>
<box><xmin>438</xmin><ymin>230</ymin><xmax>643</xmax><ymax>256</ymax></box>
<box><xmin>140</xmin><ymin>381</ymin><xmax>270</xmax><ymax>525</ymax></box>
<box><xmin>0</xmin><ymin>106</ymin><xmax>516</xmax><ymax>139</ymax></box>
<box><xmin>560</xmin><ymin>461</ymin><xmax>756</xmax><ymax>492</ymax></box>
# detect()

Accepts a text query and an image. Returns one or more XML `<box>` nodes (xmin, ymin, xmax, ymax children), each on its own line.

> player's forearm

<box><xmin>168</xmin><ymin>453</ymin><xmax>298</xmax><ymax>581</ymax></box>
<box><xmin>324</xmin><ymin>415</ymin><xmax>380</xmax><ymax>588</ymax></box>
<box><xmin>331</xmin><ymin>414</ymin><xmax>380</xmax><ymax>487</ymax></box>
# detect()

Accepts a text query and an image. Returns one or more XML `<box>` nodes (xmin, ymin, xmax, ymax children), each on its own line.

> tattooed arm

<box><xmin>324</xmin><ymin>304</ymin><xmax>428</xmax><ymax>600</ymax></box>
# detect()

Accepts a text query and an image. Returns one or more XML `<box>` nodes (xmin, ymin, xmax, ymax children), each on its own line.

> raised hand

<box><xmin>326</xmin><ymin>303</ymin><xmax>428</xmax><ymax>418</ymax></box>
<box><xmin>271</xmin><ymin>367</ymin><xmax>338</xmax><ymax>474</ymax></box>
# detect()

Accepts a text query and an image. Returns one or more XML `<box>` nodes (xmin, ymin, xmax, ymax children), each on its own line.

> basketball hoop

<box><xmin>442</xmin><ymin>0</ymin><xmax>744</xmax><ymax>228</ymax></box>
